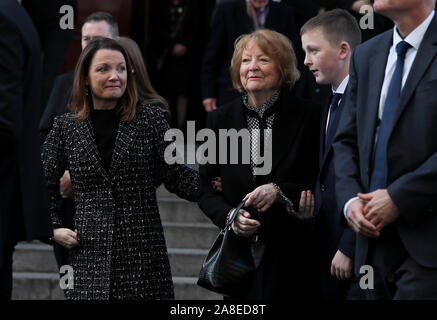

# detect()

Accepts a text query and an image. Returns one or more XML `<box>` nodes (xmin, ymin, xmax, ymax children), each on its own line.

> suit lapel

<box><xmin>75</xmin><ymin>118</ymin><xmax>111</xmax><ymax>184</ymax></box>
<box><xmin>319</xmin><ymin>94</ymin><xmax>331</xmax><ymax>170</ymax></box>
<box><xmin>393</xmin><ymin>15</ymin><xmax>437</xmax><ymax>127</ymax></box>
<box><xmin>109</xmin><ymin>117</ymin><xmax>139</xmax><ymax>177</ymax></box>
<box><xmin>320</xmin><ymin>95</ymin><xmax>346</xmax><ymax>171</ymax></box>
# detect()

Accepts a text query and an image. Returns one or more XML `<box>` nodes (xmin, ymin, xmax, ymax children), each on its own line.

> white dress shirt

<box><xmin>343</xmin><ymin>10</ymin><xmax>435</xmax><ymax>219</ymax></box>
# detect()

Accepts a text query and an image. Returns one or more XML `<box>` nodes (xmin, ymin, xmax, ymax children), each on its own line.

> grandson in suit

<box><xmin>300</xmin><ymin>9</ymin><xmax>362</xmax><ymax>299</ymax></box>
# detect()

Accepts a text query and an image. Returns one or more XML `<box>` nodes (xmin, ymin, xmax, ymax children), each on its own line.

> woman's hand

<box><xmin>53</xmin><ymin>228</ymin><xmax>79</xmax><ymax>249</ymax></box>
<box><xmin>211</xmin><ymin>177</ymin><xmax>222</xmax><ymax>192</ymax></box>
<box><xmin>60</xmin><ymin>170</ymin><xmax>73</xmax><ymax>198</ymax></box>
<box><xmin>243</xmin><ymin>184</ymin><xmax>278</xmax><ymax>212</ymax></box>
<box><xmin>231</xmin><ymin>209</ymin><xmax>260</xmax><ymax>237</ymax></box>
<box><xmin>296</xmin><ymin>190</ymin><xmax>315</xmax><ymax>219</ymax></box>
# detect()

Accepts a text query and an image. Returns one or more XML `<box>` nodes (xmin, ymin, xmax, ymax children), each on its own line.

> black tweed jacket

<box><xmin>42</xmin><ymin>103</ymin><xmax>199</xmax><ymax>300</ymax></box>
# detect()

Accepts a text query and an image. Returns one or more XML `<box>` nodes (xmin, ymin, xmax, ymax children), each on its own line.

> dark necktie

<box><xmin>370</xmin><ymin>41</ymin><xmax>411</xmax><ymax>191</ymax></box>
<box><xmin>325</xmin><ymin>93</ymin><xmax>342</xmax><ymax>148</ymax></box>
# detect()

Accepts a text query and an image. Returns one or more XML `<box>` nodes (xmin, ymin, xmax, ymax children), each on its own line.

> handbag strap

<box><xmin>223</xmin><ymin>200</ymin><xmax>246</xmax><ymax>232</ymax></box>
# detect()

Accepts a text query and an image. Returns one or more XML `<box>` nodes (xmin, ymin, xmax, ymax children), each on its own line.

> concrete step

<box><xmin>168</xmin><ymin>248</ymin><xmax>208</xmax><ymax>277</ymax></box>
<box><xmin>12</xmin><ymin>273</ymin><xmax>221</xmax><ymax>300</ymax></box>
<box><xmin>158</xmin><ymin>199</ymin><xmax>211</xmax><ymax>223</ymax></box>
<box><xmin>12</xmin><ymin>272</ymin><xmax>65</xmax><ymax>300</ymax></box>
<box><xmin>14</xmin><ymin>243</ymin><xmax>210</xmax><ymax>278</ymax></box>
<box><xmin>13</xmin><ymin>242</ymin><xmax>58</xmax><ymax>273</ymax></box>
<box><xmin>163</xmin><ymin>222</ymin><xmax>218</xmax><ymax>249</ymax></box>
<box><xmin>173</xmin><ymin>277</ymin><xmax>222</xmax><ymax>300</ymax></box>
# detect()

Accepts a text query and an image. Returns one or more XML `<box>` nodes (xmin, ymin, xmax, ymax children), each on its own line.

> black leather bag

<box><xmin>197</xmin><ymin>200</ymin><xmax>258</xmax><ymax>297</ymax></box>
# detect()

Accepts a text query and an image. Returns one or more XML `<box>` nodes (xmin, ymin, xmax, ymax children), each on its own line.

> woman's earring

<box><xmin>85</xmin><ymin>85</ymin><xmax>90</xmax><ymax>97</ymax></box>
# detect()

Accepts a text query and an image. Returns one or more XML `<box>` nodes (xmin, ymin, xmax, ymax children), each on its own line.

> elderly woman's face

<box><xmin>239</xmin><ymin>41</ymin><xmax>280</xmax><ymax>94</ymax></box>
<box><xmin>87</xmin><ymin>49</ymin><xmax>127</xmax><ymax>103</ymax></box>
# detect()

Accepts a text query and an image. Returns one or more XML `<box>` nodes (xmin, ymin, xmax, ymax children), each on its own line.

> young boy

<box><xmin>300</xmin><ymin>9</ymin><xmax>362</xmax><ymax>300</ymax></box>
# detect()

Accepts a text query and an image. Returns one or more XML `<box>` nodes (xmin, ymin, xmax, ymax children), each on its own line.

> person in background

<box><xmin>0</xmin><ymin>0</ymin><xmax>52</xmax><ymax>300</ymax></box>
<box><xmin>42</xmin><ymin>38</ymin><xmax>199</xmax><ymax>299</ymax></box>
<box><xmin>149</xmin><ymin>0</ymin><xmax>201</xmax><ymax>129</ymax></box>
<box><xmin>198</xmin><ymin>29</ymin><xmax>320</xmax><ymax>299</ymax></box>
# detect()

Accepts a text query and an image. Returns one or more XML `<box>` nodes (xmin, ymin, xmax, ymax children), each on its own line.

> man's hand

<box><xmin>331</xmin><ymin>250</ymin><xmax>353</xmax><ymax>280</ymax></box>
<box><xmin>346</xmin><ymin>198</ymin><xmax>380</xmax><ymax>238</ymax></box>
<box><xmin>53</xmin><ymin>228</ymin><xmax>79</xmax><ymax>249</ymax></box>
<box><xmin>202</xmin><ymin>98</ymin><xmax>217</xmax><ymax>112</ymax></box>
<box><xmin>60</xmin><ymin>170</ymin><xmax>73</xmax><ymax>198</ymax></box>
<box><xmin>358</xmin><ymin>189</ymin><xmax>399</xmax><ymax>231</ymax></box>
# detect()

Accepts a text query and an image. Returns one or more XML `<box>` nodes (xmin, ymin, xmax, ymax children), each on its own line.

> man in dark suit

<box><xmin>200</xmin><ymin>0</ymin><xmax>307</xmax><ymax>112</ymax></box>
<box><xmin>39</xmin><ymin>12</ymin><xmax>119</xmax><ymax>270</ymax></box>
<box><xmin>333</xmin><ymin>0</ymin><xmax>437</xmax><ymax>299</ymax></box>
<box><xmin>301</xmin><ymin>9</ymin><xmax>362</xmax><ymax>300</ymax></box>
<box><xmin>0</xmin><ymin>0</ymin><xmax>52</xmax><ymax>299</ymax></box>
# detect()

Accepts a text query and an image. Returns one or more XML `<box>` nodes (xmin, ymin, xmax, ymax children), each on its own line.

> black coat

<box><xmin>42</xmin><ymin>104</ymin><xmax>199</xmax><ymax>299</ymax></box>
<box><xmin>39</xmin><ymin>71</ymin><xmax>73</xmax><ymax>145</ymax></box>
<box><xmin>0</xmin><ymin>0</ymin><xmax>52</xmax><ymax>266</ymax></box>
<box><xmin>198</xmin><ymin>91</ymin><xmax>321</xmax><ymax>299</ymax></box>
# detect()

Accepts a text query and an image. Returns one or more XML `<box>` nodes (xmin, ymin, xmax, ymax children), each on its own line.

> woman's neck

<box><xmin>92</xmin><ymin>98</ymin><xmax>118</xmax><ymax>110</ymax></box>
<box><xmin>247</xmin><ymin>90</ymin><xmax>276</xmax><ymax>108</ymax></box>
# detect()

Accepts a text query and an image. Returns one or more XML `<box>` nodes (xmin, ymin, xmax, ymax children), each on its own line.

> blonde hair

<box><xmin>230</xmin><ymin>28</ymin><xmax>300</xmax><ymax>92</ymax></box>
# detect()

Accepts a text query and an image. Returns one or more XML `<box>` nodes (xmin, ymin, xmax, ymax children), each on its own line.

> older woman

<box><xmin>42</xmin><ymin>38</ymin><xmax>198</xmax><ymax>300</ymax></box>
<box><xmin>198</xmin><ymin>29</ymin><xmax>320</xmax><ymax>299</ymax></box>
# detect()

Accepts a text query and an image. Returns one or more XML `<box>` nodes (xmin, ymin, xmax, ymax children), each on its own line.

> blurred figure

<box><xmin>149</xmin><ymin>0</ymin><xmax>201</xmax><ymax>129</ymax></box>
<box><xmin>0</xmin><ymin>0</ymin><xmax>52</xmax><ymax>300</ymax></box>
<box><xmin>198</xmin><ymin>29</ymin><xmax>320</xmax><ymax>299</ymax></box>
<box><xmin>42</xmin><ymin>38</ymin><xmax>199</xmax><ymax>300</ymax></box>
<box><xmin>21</xmin><ymin>0</ymin><xmax>77</xmax><ymax>116</ymax></box>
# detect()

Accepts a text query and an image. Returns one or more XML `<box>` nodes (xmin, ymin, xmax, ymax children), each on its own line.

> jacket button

<box><xmin>321</xmin><ymin>184</ymin><xmax>326</xmax><ymax>192</ymax></box>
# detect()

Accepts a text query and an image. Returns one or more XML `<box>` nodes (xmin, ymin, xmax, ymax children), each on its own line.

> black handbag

<box><xmin>197</xmin><ymin>200</ymin><xmax>258</xmax><ymax>297</ymax></box>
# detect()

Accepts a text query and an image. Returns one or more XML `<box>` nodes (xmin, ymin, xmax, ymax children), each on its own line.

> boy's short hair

<box><xmin>300</xmin><ymin>9</ymin><xmax>361</xmax><ymax>50</ymax></box>
<box><xmin>83</xmin><ymin>12</ymin><xmax>119</xmax><ymax>38</ymax></box>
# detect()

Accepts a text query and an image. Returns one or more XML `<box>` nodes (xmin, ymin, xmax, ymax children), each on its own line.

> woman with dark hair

<box><xmin>198</xmin><ymin>29</ymin><xmax>320</xmax><ymax>299</ymax></box>
<box><xmin>42</xmin><ymin>37</ymin><xmax>199</xmax><ymax>300</ymax></box>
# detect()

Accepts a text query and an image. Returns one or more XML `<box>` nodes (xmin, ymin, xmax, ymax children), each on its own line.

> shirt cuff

<box><xmin>344</xmin><ymin>196</ymin><xmax>360</xmax><ymax>219</ymax></box>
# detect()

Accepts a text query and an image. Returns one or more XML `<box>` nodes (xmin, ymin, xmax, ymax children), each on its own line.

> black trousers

<box><xmin>0</xmin><ymin>243</ymin><xmax>15</xmax><ymax>300</ymax></box>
